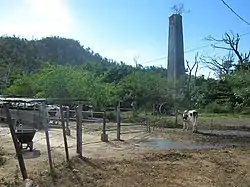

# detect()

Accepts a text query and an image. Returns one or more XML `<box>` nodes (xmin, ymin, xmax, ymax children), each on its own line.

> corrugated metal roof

<box><xmin>0</xmin><ymin>97</ymin><xmax>89</xmax><ymax>104</ymax></box>
<box><xmin>0</xmin><ymin>97</ymin><xmax>46</xmax><ymax>103</ymax></box>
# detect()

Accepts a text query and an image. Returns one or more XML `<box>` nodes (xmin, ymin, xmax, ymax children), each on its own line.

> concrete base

<box><xmin>101</xmin><ymin>133</ymin><xmax>109</xmax><ymax>142</ymax></box>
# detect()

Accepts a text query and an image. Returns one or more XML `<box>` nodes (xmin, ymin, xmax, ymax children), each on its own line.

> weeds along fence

<box><xmin>149</xmin><ymin>109</ymin><xmax>250</xmax><ymax>131</ymax></box>
<box><xmin>193</xmin><ymin>114</ymin><xmax>250</xmax><ymax>131</ymax></box>
<box><xmin>102</xmin><ymin>105</ymin><xmax>151</xmax><ymax>141</ymax></box>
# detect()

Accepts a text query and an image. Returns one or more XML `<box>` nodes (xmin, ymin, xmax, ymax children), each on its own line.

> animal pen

<box><xmin>1</xmin><ymin>98</ymin><xmax>250</xmax><ymax>186</ymax></box>
<box><xmin>0</xmin><ymin>97</ymin><xmax>89</xmax><ymax>181</ymax></box>
<box><xmin>0</xmin><ymin>97</ymin><xmax>152</xmax><ymax>181</ymax></box>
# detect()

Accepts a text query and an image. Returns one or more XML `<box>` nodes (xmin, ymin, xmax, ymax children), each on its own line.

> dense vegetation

<box><xmin>0</xmin><ymin>33</ymin><xmax>249</xmax><ymax>114</ymax></box>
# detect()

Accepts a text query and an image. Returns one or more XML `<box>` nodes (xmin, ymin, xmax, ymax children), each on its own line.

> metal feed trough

<box><xmin>15</xmin><ymin>128</ymin><xmax>36</xmax><ymax>151</ymax></box>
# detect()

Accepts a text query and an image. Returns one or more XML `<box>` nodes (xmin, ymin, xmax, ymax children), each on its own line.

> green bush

<box><xmin>205</xmin><ymin>102</ymin><xmax>232</xmax><ymax>113</ymax></box>
<box><xmin>152</xmin><ymin>117</ymin><xmax>182</xmax><ymax>129</ymax></box>
<box><xmin>122</xmin><ymin>115</ymin><xmax>146</xmax><ymax>123</ymax></box>
<box><xmin>105</xmin><ymin>111</ymin><xmax>116</xmax><ymax>122</ymax></box>
<box><xmin>240</xmin><ymin>108</ymin><xmax>250</xmax><ymax>115</ymax></box>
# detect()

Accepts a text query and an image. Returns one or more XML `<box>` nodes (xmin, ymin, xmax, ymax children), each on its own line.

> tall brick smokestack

<box><xmin>167</xmin><ymin>14</ymin><xmax>185</xmax><ymax>80</ymax></box>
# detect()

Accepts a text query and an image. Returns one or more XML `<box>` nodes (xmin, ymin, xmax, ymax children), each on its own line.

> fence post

<box><xmin>116</xmin><ymin>104</ymin><xmax>121</xmax><ymax>141</ymax></box>
<box><xmin>145</xmin><ymin>111</ymin><xmax>151</xmax><ymax>133</ymax></box>
<box><xmin>4</xmin><ymin>103</ymin><xmax>28</xmax><ymax>181</ymax></box>
<box><xmin>152</xmin><ymin>104</ymin><xmax>155</xmax><ymax>131</ymax></box>
<box><xmin>32</xmin><ymin>105</ymin><xmax>36</xmax><ymax>129</ymax></box>
<box><xmin>76</xmin><ymin>104</ymin><xmax>83</xmax><ymax>158</ymax></box>
<box><xmin>60</xmin><ymin>105</ymin><xmax>69</xmax><ymax>162</ymax></box>
<box><xmin>41</xmin><ymin>102</ymin><xmax>53</xmax><ymax>173</ymax></box>
<box><xmin>75</xmin><ymin>106</ymin><xmax>79</xmax><ymax>154</ymax></box>
<box><xmin>65</xmin><ymin>107</ymin><xmax>70</xmax><ymax>136</ymax></box>
<box><xmin>101</xmin><ymin>110</ymin><xmax>108</xmax><ymax>142</ymax></box>
<box><xmin>38</xmin><ymin>105</ymin><xmax>42</xmax><ymax>130</ymax></box>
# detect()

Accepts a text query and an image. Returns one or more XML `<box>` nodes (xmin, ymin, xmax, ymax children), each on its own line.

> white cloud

<box><xmin>0</xmin><ymin>0</ymin><xmax>76</xmax><ymax>39</ymax></box>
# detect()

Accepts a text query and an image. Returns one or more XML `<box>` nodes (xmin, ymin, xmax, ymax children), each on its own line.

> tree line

<box><xmin>0</xmin><ymin>33</ymin><xmax>249</xmax><ymax>114</ymax></box>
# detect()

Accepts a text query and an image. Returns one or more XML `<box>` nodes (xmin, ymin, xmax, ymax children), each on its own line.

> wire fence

<box><xmin>0</xmin><ymin>104</ymin><xmax>153</xmax><ymax>184</ymax></box>
<box><xmin>1</xmin><ymin>103</ymin><xmax>250</xmax><ymax>185</ymax></box>
<box><xmin>0</xmin><ymin>104</ymin><xmax>118</xmax><ymax>184</ymax></box>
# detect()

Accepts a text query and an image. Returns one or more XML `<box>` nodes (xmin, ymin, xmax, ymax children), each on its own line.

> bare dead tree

<box><xmin>171</xmin><ymin>4</ymin><xmax>190</xmax><ymax>15</ymax></box>
<box><xmin>200</xmin><ymin>52</ymin><xmax>234</xmax><ymax>79</ymax></box>
<box><xmin>194</xmin><ymin>53</ymin><xmax>199</xmax><ymax>79</ymax></box>
<box><xmin>185</xmin><ymin>53</ymin><xmax>199</xmax><ymax>101</ymax></box>
<box><xmin>133</xmin><ymin>55</ymin><xmax>140</xmax><ymax>68</ymax></box>
<box><xmin>207</xmin><ymin>72</ymin><xmax>211</xmax><ymax>79</ymax></box>
<box><xmin>206</xmin><ymin>31</ymin><xmax>250</xmax><ymax>66</ymax></box>
<box><xmin>132</xmin><ymin>55</ymin><xmax>140</xmax><ymax>114</ymax></box>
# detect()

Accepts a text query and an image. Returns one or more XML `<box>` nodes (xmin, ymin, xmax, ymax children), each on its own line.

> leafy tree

<box><xmin>117</xmin><ymin>72</ymin><xmax>173</xmax><ymax>110</ymax></box>
<box><xmin>1</xmin><ymin>34</ymin><xmax>250</xmax><ymax>114</ymax></box>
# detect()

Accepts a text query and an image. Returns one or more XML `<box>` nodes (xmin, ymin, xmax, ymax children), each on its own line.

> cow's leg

<box><xmin>192</xmin><ymin>121</ymin><xmax>197</xmax><ymax>133</ymax></box>
<box><xmin>182</xmin><ymin>121</ymin><xmax>186</xmax><ymax>130</ymax></box>
<box><xmin>183</xmin><ymin>121</ymin><xmax>188</xmax><ymax>131</ymax></box>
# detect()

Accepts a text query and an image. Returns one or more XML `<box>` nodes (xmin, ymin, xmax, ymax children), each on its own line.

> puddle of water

<box><xmin>142</xmin><ymin>139</ymin><xmax>215</xmax><ymax>150</ymax></box>
<box><xmin>141</xmin><ymin>139</ymin><xmax>250</xmax><ymax>150</ymax></box>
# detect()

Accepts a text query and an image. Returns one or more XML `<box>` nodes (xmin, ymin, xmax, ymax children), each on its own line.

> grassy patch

<box><xmin>199</xmin><ymin>113</ymin><xmax>249</xmax><ymax>118</ymax></box>
<box><xmin>150</xmin><ymin>117</ymin><xmax>182</xmax><ymax>129</ymax></box>
<box><xmin>106</xmin><ymin>110</ymin><xmax>250</xmax><ymax>130</ymax></box>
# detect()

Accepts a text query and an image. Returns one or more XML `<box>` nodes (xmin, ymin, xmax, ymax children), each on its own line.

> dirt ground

<box><xmin>1</xmin><ymin>121</ymin><xmax>250</xmax><ymax>187</ymax></box>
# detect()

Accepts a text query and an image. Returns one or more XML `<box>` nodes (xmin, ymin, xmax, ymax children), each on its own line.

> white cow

<box><xmin>182</xmin><ymin>110</ymin><xmax>198</xmax><ymax>133</ymax></box>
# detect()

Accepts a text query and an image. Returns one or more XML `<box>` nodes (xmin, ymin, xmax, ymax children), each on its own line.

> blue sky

<box><xmin>0</xmin><ymin>0</ymin><xmax>249</xmax><ymax>78</ymax></box>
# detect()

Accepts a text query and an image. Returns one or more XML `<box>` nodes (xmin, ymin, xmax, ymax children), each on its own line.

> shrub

<box><xmin>205</xmin><ymin>102</ymin><xmax>232</xmax><ymax>113</ymax></box>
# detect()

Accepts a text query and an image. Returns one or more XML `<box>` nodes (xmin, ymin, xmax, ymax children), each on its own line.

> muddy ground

<box><xmin>0</xmin><ymin>120</ymin><xmax>250</xmax><ymax>187</ymax></box>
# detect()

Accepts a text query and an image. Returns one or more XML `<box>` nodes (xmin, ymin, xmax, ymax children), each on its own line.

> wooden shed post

<box><xmin>101</xmin><ymin>109</ymin><xmax>108</xmax><ymax>142</ymax></box>
<box><xmin>60</xmin><ymin>105</ymin><xmax>69</xmax><ymax>162</ymax></box>
<box><xmin>76</xmin><ymin>104</ymin><xmax>83</xmax><ymax>158</ymax></box>
<box><xmin>116</xmin><ymin>103</ymin><xmax>121</xmax><ymax>141</ymax></box>
<box><xmin>4</xmin><ymin>103</ymin><xmax>28</xmax><ymax>180</ymax></box>
<box><xmin>65</xmin><ymin>107</ymin><xmax>70</xmax><ymax>136</ymax></box>
<box><xmin>41</xmin><ymin>102</ymin><xmax>53</xmax><ymax>172</ymax></box>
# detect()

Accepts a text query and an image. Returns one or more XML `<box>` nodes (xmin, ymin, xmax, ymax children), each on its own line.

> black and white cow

<box><xmin>182</xmin><ymin>110</ymin><xmax>198</xmax><ymax>133</ymax></box>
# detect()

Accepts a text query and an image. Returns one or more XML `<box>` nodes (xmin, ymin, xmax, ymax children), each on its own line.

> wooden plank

<box><xmin>41</xmin><ymin>102</ymin><xmax>53</xmax><ymax>173</ymax></box>
<box><xmin>4</xmin><ymin>103</ymin><xmax>28</xmax><ymax>180</ymax></box>
<box><xmin>65</xmin><ymin>107</ymin><xmax>70</xmax><ymax>136</ymax></box>
<box><xmin>75</xmin><ymin>107</ymin><xmax>79</xmax><ymax>154</ymax></box>
<box><xmin>105</xmin><ymin>128</ymin><xmax>118</xmax><ymax>131</ymax></box>
<box><xmin>60</xmin><ymin>105</ymin><xmax>69</xmax><ymax>162</ymax></box>
<box><xmin>121</xmin><ymin>130</ymin><xmax>146</xmax><ymax>134</ymax></box>
<box><xmin>76</xmin><ymin>104</ymin><xmax>83</xmax><ymax>158</ymax></box>
<box><xmin>116</xmin><ymin>104</ymin><xmax>121</xmax><ymax>140</ymax></box>
<box><xmin>121</xmin><ymin>124</ymin><xmax>146</xmax><ymax>127</ymax></box>
<box><xmin>102</xmin><ymin>110</ymin><xmax>106</xmax><ymax>135</ymax></box>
